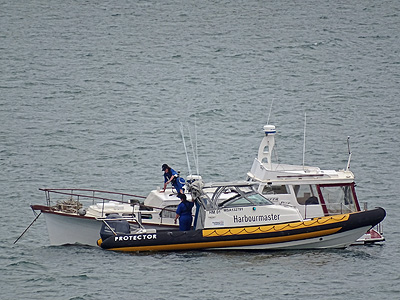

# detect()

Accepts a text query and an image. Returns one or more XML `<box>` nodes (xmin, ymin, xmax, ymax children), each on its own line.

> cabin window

<box><xmin>141</xmin><ymin>214</ymin><xmax>153</xmax><ymax>219</ymax></box>
<box><xmin>262</xmin><ymin>185</ymin><xmax>288</xmax><ymax>195</ymax></box>
<box><xmin>319</xmin><ymin>185</ymin><xmax>356</xmax><ymax>214</ymax></box>
<box><xmin>160</xmin><ymin>205</ymin><xmax>178</xmax><ymax>218</ymax></box>
<box><xmin>294</xmin><ymin>185</ymin><xmax>320</xmax><ymax>205</ymax></box>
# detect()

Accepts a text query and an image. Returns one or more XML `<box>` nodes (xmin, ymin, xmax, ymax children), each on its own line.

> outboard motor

<box><xmin>186</xmin><ymin>176</ymin><xmax>204</xmax><ymax>200</ymax></box>
<box><xmin>100</xmin><ymin>214</ymin><xmax>130</xmax><ymax>240</ymax></box>
<box><xmin>186</xmin><ymin>175</ymin><xmax>202</xmax><ymax>192</ymax></box>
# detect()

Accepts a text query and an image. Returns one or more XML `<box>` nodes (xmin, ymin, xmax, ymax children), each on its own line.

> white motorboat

<box><xmin>31</xmin><ymin>186</ymin><xmax>190</xmax><ymax>246</ymax></box>
<box><xmin>246</xmin><ymin>124</ymin><xmax>385</xmax><ymax>244</ymax></box>
<box><xmin>29</xmin><ymin>174</ymin><xmax>218</xmax><ymax>246</ymax></box>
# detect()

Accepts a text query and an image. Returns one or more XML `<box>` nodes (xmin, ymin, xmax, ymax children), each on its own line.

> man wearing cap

<box><xmin>161</xmin><ymin>164</ymin><xmax>184</xmax><ymax>195</ymax></box>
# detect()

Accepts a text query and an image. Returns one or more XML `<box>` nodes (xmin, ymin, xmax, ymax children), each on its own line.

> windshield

<box><xmin>219</xmin><ymin>192</ymin><xmax>273</xmax><ymax>208</ymax></box>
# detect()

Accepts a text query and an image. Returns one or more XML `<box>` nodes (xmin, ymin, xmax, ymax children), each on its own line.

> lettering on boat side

<box><xmin>114</xmin><ymin>234</ymin><xmax>157</xmax><ymax>242</ymax></box>
<box><xmin>211</xmin><ymin>220</ymin><xmax>225</xmax><ymax>226</ymax></box>
<box><xmin>223</xmin><ymin>207</ymin><xmax>244</xmax><ymax>212</ymax></box>
<box><xmin>233</xmin><ymin>214</ymin><xmax>280</xmax><ymax>223</ymax></box>
<box><xmin>265</xmin><ymin>197</ymin><xmax>279</xmax><ymax>202</ymax></box>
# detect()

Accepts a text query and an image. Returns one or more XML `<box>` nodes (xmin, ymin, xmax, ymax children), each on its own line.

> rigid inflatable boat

<box><xmin>97</xmin><ymin>181</ymin><xmax>385</xmax><ymax>252</ymax></box>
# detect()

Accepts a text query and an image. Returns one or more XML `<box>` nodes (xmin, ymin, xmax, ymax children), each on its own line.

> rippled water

<box><xmin>1</xmin><ymin>0</ymin><xmax>400</xmax><ymax>299</ymax></box>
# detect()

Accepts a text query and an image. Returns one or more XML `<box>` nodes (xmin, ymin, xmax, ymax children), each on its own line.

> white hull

<box><xmin>43</xmin><ymin>212</ymin><xmax>175</xmax><ymax>247</ymax></box>
<box><xmin>43</xmin><ymin>210</ymin><xmax>381</xmax><ymax>248</ymax></box>
<box><xmin>208</xmin><ymin>226</ymin><xmax>372</xmax><ymax>251</ymax></box>
<box><xmin>44</xmin><ymin>212</ymin><xmax>103</xmax><ymax>246</ymax></box>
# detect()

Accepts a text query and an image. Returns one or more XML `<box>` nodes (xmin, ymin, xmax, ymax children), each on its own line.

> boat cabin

<box><xmin>247</xmin><ymin>125</ymin><xmax>362</xmax><ymax>220</ymax></box>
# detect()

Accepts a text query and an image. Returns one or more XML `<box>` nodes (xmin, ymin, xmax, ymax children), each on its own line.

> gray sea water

<box><xmin>1</xmin><ymin>0</ymin><xmax>400</xmax><ymax>299</ymax></box>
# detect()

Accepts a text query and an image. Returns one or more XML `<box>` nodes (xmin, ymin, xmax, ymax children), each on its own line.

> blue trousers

<box><xmin>179</xmin><ymin>215</ymin><xmax>192</xmax><ymax>231</ymax></box>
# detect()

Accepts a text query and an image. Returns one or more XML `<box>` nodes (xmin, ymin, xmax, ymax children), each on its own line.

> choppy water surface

<box><xmin>1</xmin><ymin>0</ymin><xmax>399</xmax><ymax>299</ymax></box>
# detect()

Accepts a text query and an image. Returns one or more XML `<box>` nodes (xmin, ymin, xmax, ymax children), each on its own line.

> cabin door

<box><xmin>317</xmin><ymin>183</ymin><xmax>360</xmax><ymax>215</ymax></box>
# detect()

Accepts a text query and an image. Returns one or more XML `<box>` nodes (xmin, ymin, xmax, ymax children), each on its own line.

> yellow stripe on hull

<box><xmin>108</xmin><ymin>227</ymin><xmax>341</xmax><ymax>252</ymax></box>
<box><xmin>203</xmin><ymin>214</ymin><xmax>350</xmax><ymax>237</ymax></box>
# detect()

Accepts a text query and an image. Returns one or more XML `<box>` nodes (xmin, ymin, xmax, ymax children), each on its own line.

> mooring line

<box><xmin>14</xmin><ymin>212</ymin><xmax>42</xmax><ymax>244</ymax></box>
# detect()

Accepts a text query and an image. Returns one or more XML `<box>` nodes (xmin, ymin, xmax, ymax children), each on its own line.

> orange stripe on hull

<box><xmin>203</xmin><ymin>214</ymin><xmax>349</xmax><ymax>237</ymax></box>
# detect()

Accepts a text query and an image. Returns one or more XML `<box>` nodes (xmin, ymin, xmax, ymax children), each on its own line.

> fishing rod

<box><xmin>302</xmin><ymin>112</ymin><xmax>307</xmax><ymax>170</ymax></box>
<box><xmin>180</xmin><ymin>122</ymin><xmax>192</xmax><ymax>175</ymax></box>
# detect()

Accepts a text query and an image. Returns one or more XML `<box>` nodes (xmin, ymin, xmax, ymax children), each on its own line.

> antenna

<box><xmin>194</xmin><ymin>117</ymin><xmax>199</xmax><ymax>175</ymax></box>
<box><xmin>346</xmin><ymin>136</ymin><xmax>352</xmax><ymax>171</ymax></box>
<box><xmin>180</xmin><ymin>123</ymin><xmax>192</xmax><ymax>175</ymax></box>
<box><xmin>187</xmin><ymin>122</ymin><xmax>199</xmax><ymax>175</ymax></box>
<box><xmin>267</xmin><ymin>99</ymin><xmax>274</xmax><ymax>125</ymax></box>
<box><xmin>302</xmin><ymin>112</ymin><xmax>307</xmax><ymax>169</ymax></box>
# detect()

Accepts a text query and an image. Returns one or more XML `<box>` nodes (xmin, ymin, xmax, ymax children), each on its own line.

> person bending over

<box><xmin>161</xmin><ymin>163</ymin><xmax>184</xmax><ymax>195</ymax></box>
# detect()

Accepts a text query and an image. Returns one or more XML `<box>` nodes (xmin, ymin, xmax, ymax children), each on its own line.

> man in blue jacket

<box><xmin>161</xmin><ymin>164</ymin><xmax>184</xmax><ymax>195</ymax></box>
<box><xmin>174</xmin><ymin>194</ymin><xmax>194</xmax><ymax>231</ymax></box>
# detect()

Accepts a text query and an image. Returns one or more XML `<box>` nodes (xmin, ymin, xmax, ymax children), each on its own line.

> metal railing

<box><xmin>39</xmin><ymin>188</ymin><xmax>147</xmax><ymax>216</ymax></box>
<box><xmin>39</xmin><ymin>188</ymin><xmax>178</xmax><ymax>220</ymax></box>
<box><xmin>303</xmin><ymin>202</ymin><xmax>357</xmax><ymax>219</ymax></box>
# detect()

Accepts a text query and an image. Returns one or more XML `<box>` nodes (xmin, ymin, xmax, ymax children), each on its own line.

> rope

<box><xmin>14</xmin><ymin>212</ymin><xmax>42</xmax><ymax>244</ymax></box>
